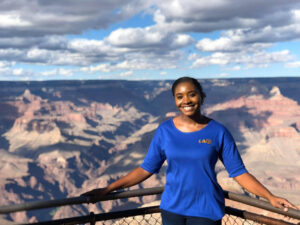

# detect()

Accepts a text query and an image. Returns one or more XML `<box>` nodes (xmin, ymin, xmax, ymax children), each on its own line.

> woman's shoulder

<box><xmin>207</xmin><ymin>119</ymin><xmax>230</xmax><ymax>133</ymax></box>
<box><xmin>158</xmin><ymin>118</ymin><xmax>173</xmax><ymax>129</ymax></box>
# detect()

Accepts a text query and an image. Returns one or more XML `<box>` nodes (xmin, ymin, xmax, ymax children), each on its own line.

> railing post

<box><xmin>89</xmin><ymin>212</ymin><xmax>95</xmax><ymax>225</ymax></box>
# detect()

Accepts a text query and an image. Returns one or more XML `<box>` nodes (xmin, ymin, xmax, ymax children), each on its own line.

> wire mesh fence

<box><xmin>104</xmin><ymin>212</ymin><xmax>161</xmax><ymax>225</ymax></box>
<box><xmin>99</xmin><ymin>213</ymin><xmax>261</xmax><ymax>225</ymax></box>
<box><xmin>223</xmin><ymin>214</ymin><xmax>261</xmax><ymax>225</ymax></box>
<box><xmin>97</xmin><ymin>207</ymin><xmax>298</xmax><ymax>225</ymax></box>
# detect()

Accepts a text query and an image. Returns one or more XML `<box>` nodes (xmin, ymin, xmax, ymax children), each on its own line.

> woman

<box><xmin>83</xmin><ymin>77</ymin><xmax>296</xmax><ymax>225</ymax></box>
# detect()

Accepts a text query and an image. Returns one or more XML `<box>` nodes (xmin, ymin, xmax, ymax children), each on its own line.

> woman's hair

<box><xmin>171</xmin><ymin>76</ymin><xmax>206</xmax><ymax>104</ymax></box>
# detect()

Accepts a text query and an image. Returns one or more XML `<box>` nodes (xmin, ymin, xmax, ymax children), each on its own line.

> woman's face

<box><xmin>174</xmin><ymin>81</ymin><xmax>201</xmax><ymax>117</ymax></box>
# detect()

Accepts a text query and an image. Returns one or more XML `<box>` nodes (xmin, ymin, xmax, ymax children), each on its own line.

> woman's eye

<box><xmin>176</xmin><ymin>96</ymin><xmax>183</xmax><ymax>100</ymax></box>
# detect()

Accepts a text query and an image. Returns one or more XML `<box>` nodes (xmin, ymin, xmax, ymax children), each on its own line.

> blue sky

<box><xmin>0</xmin><ymin>0</ymin><xmax>300</xmax><ymax>81</ymax></box>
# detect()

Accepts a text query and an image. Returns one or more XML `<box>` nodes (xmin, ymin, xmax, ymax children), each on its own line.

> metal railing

<box><xmin>0</xmin><ymin>187</ymin><xmax>299</xmax><ymax>225</ymax></box>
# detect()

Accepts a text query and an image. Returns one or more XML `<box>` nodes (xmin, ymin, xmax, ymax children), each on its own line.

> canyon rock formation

<box><xmin>0</xmin><ymin>78</ymin><xmax>299</xmax><ymax>223</ymax></box>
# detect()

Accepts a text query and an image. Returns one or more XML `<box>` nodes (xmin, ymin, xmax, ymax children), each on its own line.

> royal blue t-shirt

<box><xmin>140</xmin><ymin>119</ymin><xmax>247</xmax><ymax>220</ymax></box>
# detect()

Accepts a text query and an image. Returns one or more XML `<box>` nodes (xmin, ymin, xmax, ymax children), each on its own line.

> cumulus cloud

<box><xmin>107</xmin><ymin>27</ymin><xmax>193</xmax><ymax>51</ymax></box>
<box><xmin>153</xmin><ymin>0</ymin><xmax>300</xmax><ymax>33</ymax></box>
<box><xmin>41</xmin><ymin>68</ymin><xmax>74</xmax><ymax>77</ymax></box>
<box><xmin>285</xmin><ymin>61</ymin><xmax>300</xmax><ymax>68</ymax></box>
<box><xmin>0</xmin><ymin>24</ymin><xmax>192</xmax><ymax>69</ymax></box>
<box><xmin>192</xmin><ymin>50</ymin><xmax>293</xmax><ymax>68</ymax></box>
<box><xmin>0</xmin><ymin>66</ymin><xmax>37</xmax><ymax>80</ymax></box>
<box><xmin>119</xmin><ymin>71</ymin><xmax>133</xmax><ymax>77</ymax></box>
<box><xmin>0</xmin><ymin>0</ymin><xmax>152</xmax><ymax>37</ymax></box>
<box><xmin>196</xmin><ymin>37</ymin><xmax>272</xmax><ymax>53</ymax></box>
<box><xmin>81</xmin><ymin>49</ymin><xmax>183</xmax><ymax>73</ymax></box>
<box><xmin>196</xmin><ymin>23</ymin><xmax>300</xmax><ymax>53</ymax></box>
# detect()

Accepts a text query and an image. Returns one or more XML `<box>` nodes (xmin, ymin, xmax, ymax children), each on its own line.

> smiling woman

<box><xmin>82</xmin><ymin>76</ymin><xmax>298</xmax><ymax>225</ymax></box>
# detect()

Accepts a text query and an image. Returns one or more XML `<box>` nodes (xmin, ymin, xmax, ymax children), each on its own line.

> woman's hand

<box><xmin>234</xmin><ymin>172</ymin><xmax>299</xmax><ymax>211</ymax></box>
<box><xmin>81</xmin><ymin>188</ymin><xmax>109</xmax><ymax>203</ymax></box>
<box><xmin>267</xmin><ymin>195</ymin><xmax>298</xmax><ymax>211</ymax></box>
<box><xmin>80</xmin><ymin>167</ymin><xmax>152</xmax><ymax>204</ymax></box>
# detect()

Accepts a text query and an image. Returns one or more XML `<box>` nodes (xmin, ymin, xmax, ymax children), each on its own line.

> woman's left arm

<box><xmin>234</xmin><ymin>172</ymin><xmax>298</xmax><ymax>211</ymax></box>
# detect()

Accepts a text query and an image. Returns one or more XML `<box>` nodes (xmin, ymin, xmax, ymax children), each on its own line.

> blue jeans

<box><xmin>161</xmin><ymin>209</ymin><xmax>222</xmax><ymax>225</ymax></box>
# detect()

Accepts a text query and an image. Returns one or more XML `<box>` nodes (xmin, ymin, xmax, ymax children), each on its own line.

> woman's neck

<box><xmin>173</xmin><ymin>114</ymin><xmax>211</xmax><ymax>133</ymax></box>
<box><xmin>180</xmin><ymin>113</ymin><xmax>207</xmax><ymax>125</ymax></box>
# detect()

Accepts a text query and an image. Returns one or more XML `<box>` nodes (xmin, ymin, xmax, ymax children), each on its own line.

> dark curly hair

<box><xmin>171</xmin><ymin>77</ymin><xmax>206</xmax><ymax>105</ymax></box>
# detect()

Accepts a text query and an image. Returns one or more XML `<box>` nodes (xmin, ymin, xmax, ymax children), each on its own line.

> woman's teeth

<box><xmin>183</xmin><ymin>106</ymin><xmax>193</xmax><ymax>110</ymax></box>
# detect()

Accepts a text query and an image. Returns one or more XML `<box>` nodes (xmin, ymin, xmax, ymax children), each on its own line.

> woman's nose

<box><xmin>182</xmin><ymin>95</ymin><xmax>191</xmax><ymax>103</ymax></box>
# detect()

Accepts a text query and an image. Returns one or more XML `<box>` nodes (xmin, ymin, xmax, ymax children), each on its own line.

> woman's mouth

<box><xmin>182</xmin><ymin>105</ymin><xmax>194</xmax><ymax>111</ymax></box>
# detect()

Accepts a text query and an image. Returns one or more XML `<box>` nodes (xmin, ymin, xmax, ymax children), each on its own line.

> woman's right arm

<box><xmin>81</xmin><ymin>167</ymin><xmax>152</xmax><ymax>202</ymax></box>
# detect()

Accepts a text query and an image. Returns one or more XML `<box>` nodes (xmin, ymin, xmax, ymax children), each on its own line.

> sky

<box><xmin>1</xmin><ymin>0</ymin><xmax>300</xmax><ymax>81</ymax></box>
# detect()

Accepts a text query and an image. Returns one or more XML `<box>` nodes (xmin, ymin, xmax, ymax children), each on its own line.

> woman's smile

<box><xmin>183</xmin><ymin>106</ymin><xmax>194</xmax><ymax>111</ymax></box>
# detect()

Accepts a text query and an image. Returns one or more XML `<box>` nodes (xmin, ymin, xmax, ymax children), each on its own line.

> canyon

<box><xmin>0</xmin><ymin>78</ymin><xmax>299</xmax><ymax>223</ymax></box>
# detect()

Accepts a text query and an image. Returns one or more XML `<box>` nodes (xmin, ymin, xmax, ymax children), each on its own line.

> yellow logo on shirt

<box><xmin>198</xmin><ymin>139</ymin><xmax>212</xmax><ymax>144</ymax></box>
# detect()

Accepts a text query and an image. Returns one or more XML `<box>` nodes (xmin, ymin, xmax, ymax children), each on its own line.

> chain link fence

<box><xmin>96</xmin><ymin>206</ymin><xmax>298</xmax><ymax>225</ymax></box>
<box><xmin>222</xmin><ymin>214</ymin><xmax>261</xmax><ymax>225</ymax></box>
<box><xmin>104</xmin><ymin>212</ymin><xmax>161</xmax><ymax>225</ymax></box>
<box><xmin>101</xmin><ymin>213</ymin><xmax>262</xmax><ymax>225</ymax></box>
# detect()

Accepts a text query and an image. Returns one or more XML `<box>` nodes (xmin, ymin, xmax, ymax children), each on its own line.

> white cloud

<box><xmin>12</xmin><ymin>68</ymin><xmax>24</xmax><ymax>76</ymax></box>
<box><xmin>107</xmin><ymin>27</ymin><xmax>193</xmax><ymax>51</ymax></box>
<box><xmin>188</xmin><ymin>53</ymin><xmax>200</xmax><ymax>61</ymax></box>
<box><xmin>0</xmin><ymin>66</ymin><xmax>37</xmax><ymax>79</ymax></box>
<box><xmin>192</xmin><ymin>50</ymin><xmax>293</xmax><ymax>68</ymax></box>
<box><xmin>68</xmin><ymin>39</ymin><xmax>107</xmax><ymax>53</ymax></box>
<box><xmin>80</xmin><ymin>49</ymin><xmax>183</xmax><ymax>73</ymax></box>
<box><xmin>41</xmin><ymin>68</ymin><xmax>74</xmax><ymax>77</ymax></box>
<box><xmin>226</xmin><ymin>66</ymin><xmax>241</xmax><ymax>71</ymax></box>
<box><xmin>27</xmin><ymin>48</ymin><xmax>49</xmax><ymax>60</ymax></box>
<box><xmin>218</xmin><ymin>73</ymin><xmax>228</xmax><ymax>77</ymax></box>
<box><xmin>285</xmin><ymin>61</ymin><xmax>300</xmax><ymax>68</ymax></box>
<box><xmin>192</xmin><ymin>52</ymin><xmax>229</xmax><ymax>67</ymax></box>
<box><xmin>153</xmin><ymin>1</ymin><xmax>300</xmax><ymax>33</ymax></box>
<box><xmin>81</xmin><ymin>64</ymin><xmax>112</xmax><ymax>73</ymax></box>
<box><xmin>0</xmin><ymin>61</ymin><xmax>15</xmax><ymax>68</ymax></box>
<box><xmin>196</xmin><ymin>38</ymin><xmax>234</xmax><ymax>52</ymax></box>
<box><xmin>0</xmin><ymin>0</ymin><xmax>151</xmax><ymax>37</ymax></box>
<box><xmin>119</xmin><ymin>71</ymin><xmax>133</xmax><ymax>77</ymax></box>
<box><xmin>0</xmin><ymin>14</ymin><xmax>31</xmax><ymax>27</ymax></box>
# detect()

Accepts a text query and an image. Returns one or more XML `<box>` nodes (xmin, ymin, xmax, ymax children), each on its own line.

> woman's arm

<box><xmin>106</xmin><ymin>167</ymin><xmax>152</xmax><ymax>192</ymax></box>
<box><xmin>234</xmin><ymin>172</ymin><xmax>297</xmax><ymax>210</ymax></box>
<box><xmin>82</xmin><ymin>167</ymin><xmax>152</xmax><ymax>202</ymax></box>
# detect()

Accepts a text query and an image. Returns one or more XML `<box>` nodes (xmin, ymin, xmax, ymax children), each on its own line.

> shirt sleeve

<box><xmin>140</xmin><ymin>126</ymin><xmax>166</xmax><ymax>174</ymax></box>
<box><xmin>218</xmin><ymin>128</ymin><xmax>248</xmax><ymax>178</ymax></box>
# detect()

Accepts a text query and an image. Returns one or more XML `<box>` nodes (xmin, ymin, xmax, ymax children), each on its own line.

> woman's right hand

<box><xmin>81</xmin><ymin>188</ymin><xmax>109</xmax><ymax>203</ymax></box>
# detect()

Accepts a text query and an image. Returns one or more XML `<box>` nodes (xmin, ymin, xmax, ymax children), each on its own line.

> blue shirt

<box><xmin>140</xmin><ymin>119</ymin><xmax>247</xmax><ymax>220</ymax></box>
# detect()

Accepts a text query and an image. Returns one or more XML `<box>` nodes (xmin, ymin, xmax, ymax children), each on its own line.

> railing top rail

<box><xmin>224</xmin><ymin>191</ymin><xmax>300</xmax><ymax>220</ymax></box>
<box><xmin>0</xmin><ymin>187</ymin><xmax>164</xmax><ymax>214</ymax></box>
<box><xmin>0</xmin><ymin>186</ymin><xmax>299</xmax><ymax>220</ymax></box>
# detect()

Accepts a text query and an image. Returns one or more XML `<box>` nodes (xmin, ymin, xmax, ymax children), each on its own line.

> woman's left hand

<box><xmin>268</xmin><ymin>195</ymin><xmax>299</xmax><ymax>211</ymax></box>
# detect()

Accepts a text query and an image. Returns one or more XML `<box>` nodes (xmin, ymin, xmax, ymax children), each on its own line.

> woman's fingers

<box><xmin>270</xmin><ymin>196</ymin><xmax>298</xmax><ymax>211</ymax></box>
<box><xmin>81</xmin><ymin>188</ymin><xmax>108</xmax><ymax>203</ymax></box>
